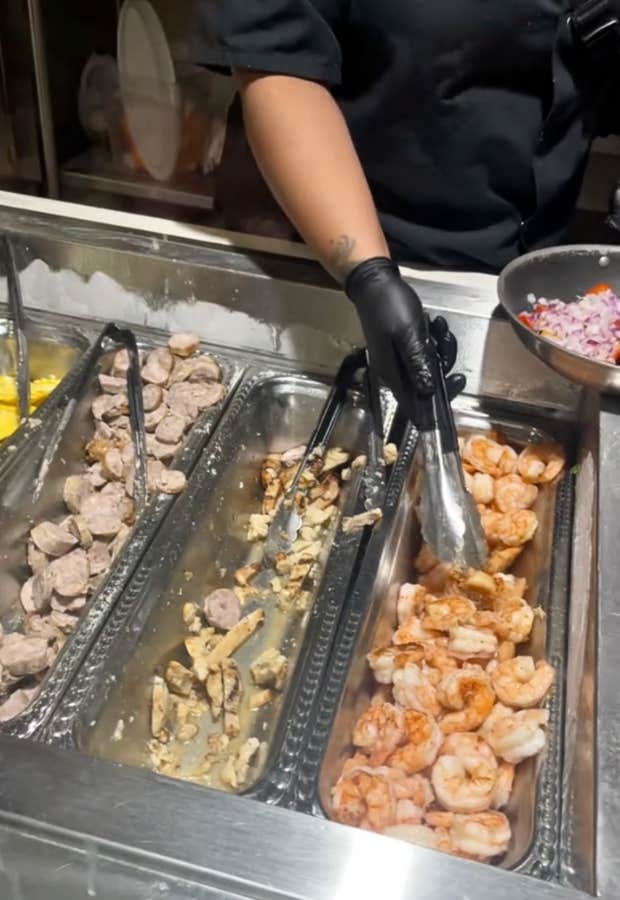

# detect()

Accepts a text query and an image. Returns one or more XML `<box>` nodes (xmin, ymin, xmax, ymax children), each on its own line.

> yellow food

<box><xmin>0</xmin><ymin>375</ymin><xmax>60</xmax><ymax>440</ymax></box>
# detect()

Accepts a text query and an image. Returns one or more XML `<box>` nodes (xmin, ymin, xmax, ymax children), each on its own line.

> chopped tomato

<box><xmin>613</xmin><ymin>343</ymin><xmax>620</xmax><ymax>364</ymax></box>
<box><xmin>586</xmin><ymin>282</ymin><xmax>612</xmax><ymax>295</ymax></box>
<box><xmin>517</xmin><ymin>311</ymin><xmax>533</xmax><ymax>328</ymax></box>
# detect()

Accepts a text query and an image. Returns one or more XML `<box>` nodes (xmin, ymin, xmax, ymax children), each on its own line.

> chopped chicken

<box><xmin>250</xmin><ymin>647</ymin><xmax>288</xmax><ymax>691</ymax></box>
<box><xmin>221</xmin><ymin>738</ymin><xmax>260</xmax><ymax>790</ymax></box>
<box><xmin>383</xmin><ymin>443</ymin><xmax>398</xmax><ymax>465</ymax></box>
<box><xmin>222</xmin><ymin>659</ymin><xmax>242</xmax><ymax>738</ymax></box>
<box><xmin>111</xmin><ymin>718</ymin><xmax>125</xmax><ymax>741</ymax></box>
<box><xmin>206</xmin><ymin>665</ymin><xmax>224</xmax><ymax>719</ymax></box>
<box><xmin>151</xmin><ymin>676</ymin><xmax>170</xmax><ymax>738</ymax></box>
<box><xmin>247</xmin><ymin>513</ymin><xmax>271</xmax><ymax>542</ymax></box>
<box><xmin>341</xmin><ymin>507</ymin><xmax>383</xmax><ymax>534</ymax></box>
<box><xmin>202</xmin><ymin>609</ymin><xmax>265</xmax><ymax>668</ymax></box>
<box><xmin>165</xmin><ymin>660</ymin><xmax>195</xmax><ymax>696</ymax></box>
<box><xmin>250</xmin><ymin>689</ymin><xmax>273</xmax><ymax>709</ymax></box>
<box><xmin>351</xmin><ymin>454</ymin><xmax>368</xmax><ymax>471</ymax></box>
<box><xmin>234</xmin><ymin>564</ymin><xmax>259</xmax><ymax>587</ymax></box>
<box><xmin>304</xmin><ymin>500</ymin><xmax>336</xmax><ymax>527</ymax></box>
<box><xmin>182</xmin><ymin>602</ymin><xmax>202</xmax><ymax>634</ymax></box>
<box><xmin>321</xmin><ymin>447</ymin><xmax>350</xmax><ymax>473</ymax></box>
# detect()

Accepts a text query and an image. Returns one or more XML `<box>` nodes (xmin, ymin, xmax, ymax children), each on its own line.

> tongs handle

<box><xmin>2</xmin><ymin>235</ymin><xmax>30</xmax><ymax>421</ymax></box>
<box><xmin>412</xmin><ymin>339</ymin><xmax>459</xmax><ymax>453</ymax></box>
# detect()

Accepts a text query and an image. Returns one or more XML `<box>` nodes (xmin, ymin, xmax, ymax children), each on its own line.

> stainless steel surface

<box><xmin>46</xmin><ymin>370</ymin><xmax>391</xmax><ymax>801</ymax></box>
<box><xmin>312</xmin><ymin>401</ymin><xmax>573</xmax><ymax>875</ymax></box>
<box><xmin>498</xmin><ymin>244</ymin><xmax>620</xmax><ymax>393</ymax></box>
<box><xmin>416</xmin><ymin>436</ymin><xmax>487</xmax><ymax>569</ymax></box>
<box><xmin>0</xmin><ymin>205</ymin><xmax>611</xmax><ymax>900</ymax></box>
<box><xmin>61</xmin><ymin>156</ymin><xmax>216</xmax><ymax>211</ymax></box>
<box><xmin>0</xmin><ymin>331</ymin><xmax>243</xmax><ymax>739</ymax></box>
<box><xmin>2</xmin><ymin>234</ymin><xmax>31</xmax><ymax>418</ymax></box>
<box><xmin>25</xmin><ymin>0</ymin><xmax>59</xmax><ymax>197</ymax></box>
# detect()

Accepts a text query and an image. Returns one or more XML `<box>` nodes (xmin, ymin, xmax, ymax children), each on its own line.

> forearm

<box><xmin>234</xmin><ymin>71</ymin><xmax>388</xmax><ymax>283</ymax></box>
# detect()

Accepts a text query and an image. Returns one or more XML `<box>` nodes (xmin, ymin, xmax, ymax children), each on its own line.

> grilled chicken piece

<box><xmin>165</xmin><ymin>660</ymin><xmax>195</xmax><ymax>696</ymax></box>
<box><xmin>63</xmin><ymin>475</ymin><xmax>94</xmax><ymax>514</ymax></box>
<box><xmin>151</xmin><ymin>676</ymin><xmax>170</xmax><ymax>738</ymax></box>
<box><xmin>206</xmin><ymin>665</ymin><xmax>224</xmax><ymax>719</ymax></box>
<box><xmin>156</xmin><ymin>469</ymin><xmax>187</xmax><ymax>495</ymax></box>
<box><xmin>142</xmin><ymin>383</ymin><xmax>164</xmax><ymax>412</ymax></box>
<box><xmin>341</xmin><ymin>508</ymin><xmax>383</xmax><ymax>534</ymax></box>
<box><xmin>262</xmin><ymin>479</ymin><xmax>281</xmax><ymax>515</ymax></box>
<box><xmin>303</xmin><ymin>500</ymin><xmax>335</xmax><ymax>527</ymax></box>
<box><xmin>221</xmin><ymin>737</ymin><xmax>260</xmax><ymax>790</ymax></box>
<box><xmin>233</xmin><ymin>564</ymin><xmax>259</xmax><ymax>588</ymax></box>
<box><xmin>155</xmin><ymin>413</ymin><xmax>186</xmax><ymax>445</ymax></box>
<box><xmin>250</xmin><ymin>647</ymin><xmax>288</xmax><ymax>691</ymax></box>
<box><xmin>383</xmin><ymin>443</ymin><xmax>398</xmax><ymax>465</ymax></box>
<box><xmin>98</xmin><ymin>374</ymin><xmax>126</xmax><ymax>394</ymax></box>
<box><xmin>185</xmin><ymin>630</ymin><xmax>222</xmax><ymax>681</ymax></box>
<box><xmin>260</xmin><ymin>454</ymin><xmax>281</xmax><ymax>489</ymax></box>
<box><xmin>168</xmin><ymin>333</ymin><xmax>200</xmax><ymax>358</ymax></box>
<box><xmin>322</xmin><ymin>447</ymin><xmax>350</xmax><ymax>473</ymax></box>
<box><xmin>280</xmin><ymin>444</ymin><xmax>306</xmax><ymax>467</ymax></box>
<box><xmin>250</xmin><ymin>689</ymin><xmax>273</xmax><ymax>709</ymax></box>
<box><xmin>0</xmin><ymin>634</ymin><xmax>49</xmax><ymax>676</ymax></box>
<box><xmin>222</xmin><ymin>659</ymin><xmax>242</xmax><ymax>737</ymax></box>
<box><xmin>142</xmin><ymin>348</ymin><xmax>174</xmax><ymax>386</ymax></box>
<box><xmin>247</xmin><ymin>514</ymin><xmax>270</xmax><ymax>542</ymax></box>
<box><xmin>182</xmin><ymin>602</ymin><xmax>202</xmax><ymax>634</ymax></box>
<box><xmin>50</xmin><ymin>548</ymin><xmax>90</xmax><ymax>598</ymax></box>
<box><xmin>30</xmin><ymin>522</ymin><xmax>78</xmax><ymax>557</ymax></box>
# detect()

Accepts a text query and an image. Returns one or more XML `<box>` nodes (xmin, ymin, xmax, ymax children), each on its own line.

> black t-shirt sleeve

<box><xmin>194</xmin><ymin>0</ymin><xmax>343</xmax><ymax>85</ymax></box>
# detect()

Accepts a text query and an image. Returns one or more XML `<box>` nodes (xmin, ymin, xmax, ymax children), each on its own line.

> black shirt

<box><xmin>195</xmin><ymin>1</ymin><xmax>620</xmax><ymax>272</ymax></box>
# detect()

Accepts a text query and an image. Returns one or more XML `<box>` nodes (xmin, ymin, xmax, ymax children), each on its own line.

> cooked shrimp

<box><xmin>483</xmin><ymin>509</ymin><xmax>538</xmax><ymax>548</ymax></box>
<box><xmin>367</xmin><ymin>644</ymin><xmax>425</xmax><ymax>684</ymax></box>
<box><xmin>462</xmin><ymin>435</ymin><xmax>516</xmax><ymax>478</ymax></box>
<box><xmin>485</xmin><ymin>545</ymin><xmax>524</xmax><ymax>574</ymax></box>
<box><xmin>494</xmin><ymin>597</ymin><xmax>534</xmax><ymax>643</ymax></box>
<box><xmin>431</xmin><ymin>733</ymin><xmax>498</xmax><ymax>813</ymax></box>
<box><xmin>397</xmin><ymin>583</ymin><xmax>427</xmax><ymax>624</ymax></box>
<box><xmin>383</xmin><ymin>823</ymin><xmax>452</xmax><ymax>853</ymax></box>
<box><xmin>414</xmin><ymin>544</ymin><xmax>439</xmax><ymax>574</ymax></box>
<box><xmin>490</xmin><ymin>761</ymin><xmax>515</xmax><ymax>809</ymax></box>
<box><xmin>393</xmin><ymin>615</ymin><xmax>439</xmax><ymax>645</ymax></box>
<box><xmin>352</xmin><ymin>701</ymin><xmax>405</xmax><ymax>764</ymax></box>
<box><xmin>388</xmin><ymin>710</ymin><xmax>443</xmax><ymax>774</ymax></box>
<box><xmin>494</xmin><ymin>572</ymin><xmax>527</xmax><ymax>602</ymax></box>
<box><xmin>422</xmin><ymin>594</ymin><xmax>477</xmax><ymax>632</ymax></box>
<box><xmin>449</xmin><ymin>811</ymin><xmax>511</xmax><ymax>858</ymax></box>
<box><xmin>464</xmin><ymin>471</ymin><xmax>495</xmax><ymax>505</ymax></box>
<box><xmin>494</xmin><ymin>474</ymin><xmax>538</xmax><ymax>513</ymax></box>
<box><xmin>491</xmin><ymin>656</ymin><xmax>555</xmax><ymax>708</ymax></box>
<box><xmin>448</xmin><ymin>625</ymin><xmax>498</xmax><ymax>660</ymax></box>
<box><xmin>393</xmin><ymin>773</ymin><xmax>434</xmax><ymax>824</ymax></box>
<box><xmin>457</xmin><ymin>568</ymin><xmax>497</xmax><ymax>603</ymax></box>
<box><xmin>393</xmin><ymin>664</ymin><xmax>441</xmax><ymax>717</ymax></box>
<box><xmin>517</xmin><ymin>442</ymin><xmax>564</xmax><ymax>485</ymax></box>
<box><xmin>497</xmin><ymin>640</ymin><xmax>516</xmax><ymax>662</ymax></box>
<box><xmin>480</xmin><ymin>703</ymin><xmax>549</xmax><ymax>763</ymax></box>
<box><xmin>437</xmin><ymin>669</ymin><xmax>496</xmax><ymax>734</ymax></box>
<box><xmin>423</xmin><ymin>642</ymin><xmax>459</xmax><ymax>680</ymax></box>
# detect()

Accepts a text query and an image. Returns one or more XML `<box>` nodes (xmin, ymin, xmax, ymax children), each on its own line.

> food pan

<box><xmin>306</xmin><ymin>400</ymin><xmax>573</xmax><ymax>878</ymax></box>
<box><xmin>0</xmin><ymin>332</ymin><xmax>243</xmax><ymax>738</ymax></box>
<box><xmin>45</xmin><ymin>371</ymin><xmax>394</xmax><ymax>801</ymax></box>
<box><xmin>0</xmin><ymin>314</ymin><xmax>89</xmax><ymax>437</ymax></box>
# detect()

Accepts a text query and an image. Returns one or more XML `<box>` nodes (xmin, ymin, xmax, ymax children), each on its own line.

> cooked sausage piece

<box><xmin>63</xmin><ymin>475</ymin><xmax>94</xmax><ymax>514</ymax></box>
<box><xmin>203</xmin><ymin>589</ymin><xmax>241</xmax><ymax>631</ymax></box>
<box><xmin>0</xmin><ymin>634</ymin><xmax>49</xmax><ymax>676</ymax></box>
<box><xmin>144</xmin><ymin>405</ymin><xmax>167</xmax><ymax>431</ymax></box>
<box><xmin>0</xmin><ymin>685</ymin><xmax>40</xmax><ymax>722</ymax></box>
<box><xmin>27</xmin><ymin>542</ymin><xmax>49</xmax><ymax>575</ymax></box>
<box><xmin>169</xmin><ymin>355</ymin><xmax>220</xmax><ymax>385</ymax></box>
<box><xmin>30</xmin><ymin>522</ymin><xmax>78</xmax><ymax>557</ymax></box>
<box><xmin>102</xmin><ymin>448</ymin><xmax>124</xmax><ymax>481</ymax></box>
<box><xmin>87</xmin><ymin>540</ymin><xmax>111</xmax><ymax>575</ymax></box>
<box><xmin>50</xmin><ymin>548</ymin><xmax>90</xmax><ymax>598</ymax></box>
<box><xmin>142</xmin><ymin>384</ymin><xmax>163</xmax><ymax>412</ymax></box>
<box><xmin>98</xmin><ymin>374</ymin><xmax>126</xmax><ymax>394</ymax></box>
<box><xmin>168</xmin><ymin>333</ymin><xmax>200</xmax><ymax>358</ymax></box>
<box><xmin>155</xmin><ymin>413</ymin><xmax>186</xmax><ymax>445</ymax></box>
<box><xmin>142</xmin><ymin>348</ymin><xmax>174</xmax><ymax>386</ymax></box>
<box><xmin>156</xmin><ymin>469</ymin><xmax>187</xmax><ymax>494</ymax></box>
<box><xmin>80</xmin><ymin>494</ymin><xmax>123</xmax><ymax>538</ymax></box>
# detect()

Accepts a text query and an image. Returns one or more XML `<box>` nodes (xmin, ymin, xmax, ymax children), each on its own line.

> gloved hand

<box><xmin>345</xmin><ymin>257</ymin><xmax>465</xmax><ymax>422</ymax></box>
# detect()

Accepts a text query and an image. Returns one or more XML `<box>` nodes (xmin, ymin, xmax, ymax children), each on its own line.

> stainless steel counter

<box><xmin>0</xmin><ymin>200</ymin><xmax>613</xmax><ymax>900</ymax></box>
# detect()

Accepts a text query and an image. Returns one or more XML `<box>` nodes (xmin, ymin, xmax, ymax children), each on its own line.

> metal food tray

<box><xmin>300</xmin><ymin>399</ymin><xmax>573</xmax><ymax>879</ymax></box>
<box><xmin>44</xmin><ymin>370</ymin><xmax>395</xmax><ymax>802</ymax></box>
<box><xmin>0</xmin><ymin>312</ymin><xmax>89</xmax><ymax>435</ymax></box>
<box><xmin>0</xmin><ymin>333</ymin><xmax>244</xmax><ymax>739</ymax></box>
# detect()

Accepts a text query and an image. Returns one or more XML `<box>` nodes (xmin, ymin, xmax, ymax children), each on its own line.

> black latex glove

<box><xmin>346</xmin><ymin>257</ymin><xmax>465</xmax><ymax>421</ymax></box>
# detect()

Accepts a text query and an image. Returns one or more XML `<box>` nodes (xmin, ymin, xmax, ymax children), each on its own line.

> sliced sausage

<box><xmin>0</xmin><ymin>635</ymin><xmax>49</xmax><ymax>676</ymax></box>
<box><xmin>144</xmin><ymin>404</ymin><xmax>167</xmax><ymax>431</ymax></box>
<box><xmin>203</xmin><ymin>589</ymin><xmax>241</xmax><ymax>631</ymax></box>
<box><xmin>102</xmin><ymin>448</ymin><xmax>124</xmax><ymax>481</ymax></box>
<box><xmin>81</xmin><ymin>494</ymin><xmax>123</xmax><ymax>538</ymax></box>
<box><xmin>156</xmin><ymin>469</ymin><xmax>187</xmax><ymax>494</ymax></box>
<box><xmin>168</xmin><ymin>333</ymin><xmax>200</xmax><ymax>358</ymax></box>
<box><xmin>63</xmin><ymin>474</ymin><xmax>94</xmax><ymax>514</ymax></box>
<box><xmin>142</xmin><ymin>348</ymin><xmax>174</xmax><ymax>386</ymax></box>
<box><xmin>87</xmin><ymin>540</ymin><xmax>111</xmax><ymax>576</ymax></box>
<box><xmin>142</xmin><ymin>383</ymin><xmax>163</xmax><ymax>411</ymax></box>
<box><xmin>98</xmin><ymin>374</ymin><xmax>126</xmax><ymax>394</ymax></box>
<box><xmin>50</xmin><ymin>548</ymin><xmax>90</xmax><ymax>598</ymax></box>
<box><xmin>30</xmin><ymin>522</ymin><xmax>78</xmax><ymax>557</ymax></box>
<box><xmin>155</xmin><ymin>413</ymin><xmax>186</xmax><ymax>445</ymax></box>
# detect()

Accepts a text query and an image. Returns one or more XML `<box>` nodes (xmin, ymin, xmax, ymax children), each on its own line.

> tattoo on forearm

<box><xmin>329</xmin><ymin>235</ymin><xmax>357</xmax><ymax>283</ymax></box>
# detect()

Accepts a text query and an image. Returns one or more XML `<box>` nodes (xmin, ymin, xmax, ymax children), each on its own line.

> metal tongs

<box><xmin>413</xmin><ymin>337</ymin><xmax>487</xmax><ymax>570</ymax></box>
<box><xmin>2</xmin><ymin>234</ymin><xmax>30</xmax><ymax>422</ymax></box>
<box><xmin>33</xmin><ymin>322</ymin><xmax>148</xmax><ymax>513</ymax></box>
<box><xmin>262</xmin><ymin>348</ymin><xmax>371</xmax><ymax>567</ymax></box>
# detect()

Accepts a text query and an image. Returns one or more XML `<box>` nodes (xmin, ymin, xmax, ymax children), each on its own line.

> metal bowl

<box><xmin>498</xmin><ymin>244</ymin><xmax>620</xmax><ymax>393</ymax></box>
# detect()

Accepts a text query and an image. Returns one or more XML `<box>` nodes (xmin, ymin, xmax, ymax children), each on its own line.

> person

<box><xmin>193</xmin><ymin>0</ymin><xmax>620</xmax><ymax>414</ymax></box>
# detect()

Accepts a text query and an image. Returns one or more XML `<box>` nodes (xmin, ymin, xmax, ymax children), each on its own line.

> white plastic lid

<box><xmin>117</xmin><ymin>0</ymin><xmax>181</xmax><ymax>181</ymax></box>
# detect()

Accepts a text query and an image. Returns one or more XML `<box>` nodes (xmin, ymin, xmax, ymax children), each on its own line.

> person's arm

<box><xmin>235</xmin><ymin>71</ymin><xmax>388</xmax><ymax>282</ymax></box>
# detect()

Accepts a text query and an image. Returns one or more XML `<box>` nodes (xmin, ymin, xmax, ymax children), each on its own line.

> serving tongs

<box><xmin>33</xmin><ymin>322</ymin><xmax>148</xmax><ymax>513</ymax></box>
<box><xmin>1</xmin><ymin>234</ymin><xmax>30</xmax><ymax>422</ymax></box>
<box><xmin>413</xmin><ymin>340</ymin><xmax>487</xmax><ymax>570</ymax></box>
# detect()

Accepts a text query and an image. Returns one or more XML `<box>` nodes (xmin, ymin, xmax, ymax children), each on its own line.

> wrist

<box><xmin>345</xmin><ymin>257</ymin><xmax>400</xmax><ymax>302</ymax></box>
